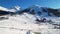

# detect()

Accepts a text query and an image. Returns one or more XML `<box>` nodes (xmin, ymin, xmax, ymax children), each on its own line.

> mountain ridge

<box><xmin>18</xmin><ymin>5</ymin><xmax>60</xmax><ymax>17</ymax></box>
<box><xmin>0</xmin><ymin>5</ymin><xmax>60</xmax><ymax>17</ymax></box>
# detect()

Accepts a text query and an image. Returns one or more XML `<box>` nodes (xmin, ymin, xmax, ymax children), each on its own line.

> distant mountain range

<box><xmin>0</xmin><ymin>5</ymin><xmax>60</xmax><ymax>17</ymax></box>
<box><xmin>18</xmin><ymin>5</ymin><xmax>60</xmax><ymax>17</ymax></box>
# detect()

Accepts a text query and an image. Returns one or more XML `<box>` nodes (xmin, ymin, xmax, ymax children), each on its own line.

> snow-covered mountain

<box><xmin>0</xmin><ymin>6</ymin><xmax>21</xmax><ymax>16</ymax></box>
<box><xmin>0</xmin><ymin>5</ymin><xmax>60</xmax><ymax>34</ymax></box>
<box><xmin>18</xmin><ymin>5</ymin><xmax>60</xmax><ymax>17</ymax></box>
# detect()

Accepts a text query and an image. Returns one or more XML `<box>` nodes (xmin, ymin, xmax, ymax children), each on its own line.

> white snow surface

<box><xmin>0</xmin><ymin>6</ymin><xmax>21</xmax><ymax>12</ymax></box>
<box><xmin>0</xmin><ymin>13</ymin><xmax>60</xmax><ymax>34</ymax></box>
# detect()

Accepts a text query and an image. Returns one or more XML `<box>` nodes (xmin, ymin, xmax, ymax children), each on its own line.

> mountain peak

<box><xmin>32</xmin><ymin>5</ymin><xmax>40</xmax><ymax>7</ymax></box>
<box><xmin>14</xmin><ymin>6</ymin><xmax>21</xmax><ymax>11</ymax></box>
<box><xmin>18</xmin><ymin>5</ymin><xmax>60</xmax><ymax>17</ymax></box>
<box><xmin>29</xmin><ymin>5</ymin><xmax>41</xmax><ymax>9</ymax></box>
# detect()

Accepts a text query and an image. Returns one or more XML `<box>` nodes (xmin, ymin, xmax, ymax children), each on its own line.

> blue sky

<box><xmin>0</xmin><ymin>0</ymin><xmax>60</xmax><ymax>9</ymax></box>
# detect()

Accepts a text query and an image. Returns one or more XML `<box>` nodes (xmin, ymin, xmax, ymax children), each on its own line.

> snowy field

<box><xmin>0</xmin><ymin>14</ymin><xmax>60</xmax><ymax>34</ymax></box>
